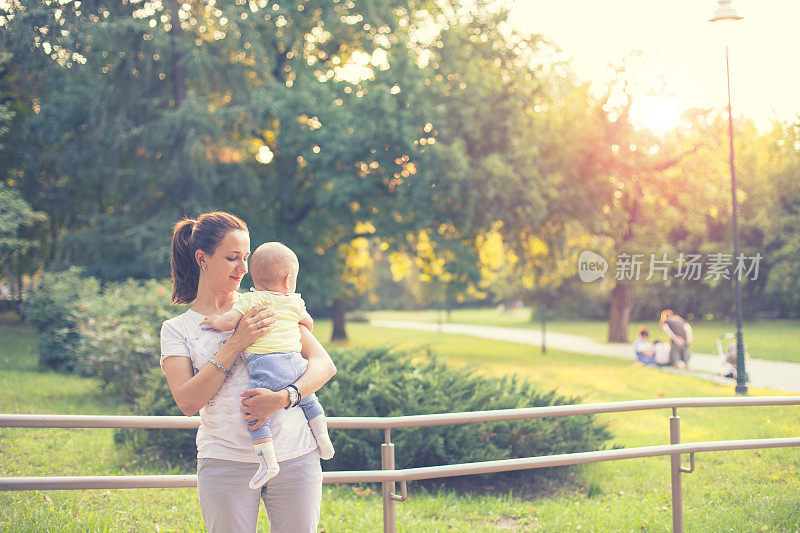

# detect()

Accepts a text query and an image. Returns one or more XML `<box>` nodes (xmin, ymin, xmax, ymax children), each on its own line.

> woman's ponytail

<box><xmin>170</xmin><ymin>218</ymin><xmax>200</xmax><ymax>304</ymax></box>
<box><xmin>168</xmin><ymin>212</ymin><xmax>248</xmax><ymax>305</ymax></box>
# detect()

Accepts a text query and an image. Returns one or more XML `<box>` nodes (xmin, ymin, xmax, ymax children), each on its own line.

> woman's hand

<box><xmin>240</xmin><ymin>387</ymin><xmax>290</xmax><ymax>430</ymax></box>
<box><xmin>228</xmin><ymin>305</ymin><xmax>275</xmax><ymax>352</ymax></box>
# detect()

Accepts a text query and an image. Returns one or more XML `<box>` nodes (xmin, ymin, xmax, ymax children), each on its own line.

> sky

<box><xmin>509</xmin><ymin>0</ymin><xmax>800</xmax><ymax>132</ymax></box>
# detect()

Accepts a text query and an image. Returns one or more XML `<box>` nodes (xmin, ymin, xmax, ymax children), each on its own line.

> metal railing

<box><xmin>2</xmin><ymin>396</ymin><xmax>799</xmax><ymax>532</ymax></box>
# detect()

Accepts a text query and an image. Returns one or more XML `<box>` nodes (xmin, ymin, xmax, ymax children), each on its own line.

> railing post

<box><xmin>381</xmin><ymin>429</ymin><xmax>396</xmax><ymax>533</ymax></box>
<box><xmin>670</xmin><ymin>408</ymin><xmax>683</xmax><ymax>533</ymax></box>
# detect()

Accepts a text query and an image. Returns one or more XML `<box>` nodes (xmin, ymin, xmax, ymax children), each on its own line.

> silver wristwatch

<box><xmin>284</xmin><ymin>385</ymin><xmax>300</xmax><ymax>409</ymax></box>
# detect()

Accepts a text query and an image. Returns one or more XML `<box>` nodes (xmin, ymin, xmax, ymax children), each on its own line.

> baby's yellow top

<box><xmin>233</xmin><ymin>290</ymin><xmax>311</xmax><ymax>354</ymax></box>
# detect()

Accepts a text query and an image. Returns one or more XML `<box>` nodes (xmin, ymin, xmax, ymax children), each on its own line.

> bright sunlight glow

<box><xmin>630</xmin><ymin>95</ymin><xmax>684</xmax><ymax>135</ymax></box>
<box><xmin>511</xmin><ymin>0</ymin><xmax>800</xmax><ymax>131</ymax></box>
<box><xmin>256</xmin><ymin>145</ymin><xmax>274</xmax><ymax>164</ymax></box>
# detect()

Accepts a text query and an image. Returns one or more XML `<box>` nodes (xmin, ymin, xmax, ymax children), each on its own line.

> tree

<box><xmin>563</xmin><ymin>59</ymin><xmax>726</xmax><ymax>342</ymax></box>
<box><xmin>0</xmin><ymin>0</ymin><xmax>452</xmax><ymax>341</ymax></box>
<box><xmin>383</xmin><ymin>6</ymin><xmax>571</xmax><ymax>318</ymax></box>
<box><xmin>752</xmin><ymin>121</ymin><xmax>800</xmax><ymax>317</ymax></box>
<box><xmin>0</xmin><ymin>52</ymin><xmax>11</xmax><ymax>152</ymax></box>
<box><xmin>1</xmin><ymin>48</ymin><xmax>47</xmax><ymax>294</ymax></box>
<box><xmin>0</xmin><ymin>182</ymin><xmax>47</xmax><ymax>296</ymax></box>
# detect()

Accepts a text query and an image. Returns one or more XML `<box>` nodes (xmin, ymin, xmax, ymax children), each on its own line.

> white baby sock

<box><xmin>309</xmin><ymin>415</ymin><xmax>335</xmax><ymax>460</ymax></box>
<box><xmin>250</xmin><ymin>442</ymin><xmax>280</xmax><ymax>489</ymax></box>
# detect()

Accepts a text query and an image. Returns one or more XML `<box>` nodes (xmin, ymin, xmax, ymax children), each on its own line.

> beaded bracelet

<box><xmin>208</xmin><ymin>358</ymin><xmax>231</xmax><ymax>379</ymax></box>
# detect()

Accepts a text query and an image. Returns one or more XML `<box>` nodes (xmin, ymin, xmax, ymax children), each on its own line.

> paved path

<box><xmin>371</xmin><ymin>320</ymin><xmax>800</xmax><ymax>393</ymax></box>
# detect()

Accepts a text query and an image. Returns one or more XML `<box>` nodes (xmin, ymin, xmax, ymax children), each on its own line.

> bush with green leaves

<box><xmin>70</xmin><ymin>278</ymin><xmax>180</xmax><ymax>402</ymax></box>
<box><xmin>119</xmin><ymin>345</ymin><xmax>612</xmax><ymax>482</ymax></box>
<box><xmin>24</xmin><ymin>267</ymin><xmax>100</xmax><ymax>371</ymax></box>
<box><xmin>25</xmin><ymin>269</ymin><xmax>179</xmax><ymax>401</ymax></box>
<box><xmin>319</xmin><ymin>347</ymin><xmax>612</xmax><ymax>481</ymax></box>
<box><xmin>27</xmin><ymin>271</ymin><xmax>612</xmax><ymax>485</ymax></box>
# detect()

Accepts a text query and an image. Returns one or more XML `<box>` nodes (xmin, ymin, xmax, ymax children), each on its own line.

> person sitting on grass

<box><xmin>652</xmin><ymin>340</ymin><xmax>673</xmax><ymax>367</ymax></box>
<box><xmin>634</xmin><ymin>326</ymin><xmax>656</xmax><ymax>365</ymax></box>
<box><xmin>201</xmin><ymin>241</ymin><xmax>334</xmax><ymax>489</ymax></box>
<box><xmin>723</xmin><ymin>340</ymin><xmax>750</xmax><ymax>380</ymax></box>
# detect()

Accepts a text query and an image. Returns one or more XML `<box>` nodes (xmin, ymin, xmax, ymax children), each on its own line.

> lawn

<box><xmin>0</xmin><ymin>321</ymin><xmax>546</xmax><ymax>532</ymax></box>
<box><xmin>323</xmin><ymin>321</ymin><xmax>800</xmax><ymax>531</ymax></box>
<box><xmin>2</xmin><ymin>318</ymin><xmax>800</xmax><ymax>531</ymax></box>
<box><xmin>368</xmin><ymin>308</ymin><xmax>800</xmax><ymax>363</ymax></box>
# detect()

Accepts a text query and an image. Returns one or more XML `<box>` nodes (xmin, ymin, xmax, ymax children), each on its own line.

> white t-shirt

<box><xmin>654</xmin><ymin>342</ymin><xmax>672</xmax><ymax>365</ymax></box>
<box><xmin>160</xmin><ymin>308</ymin><xmax>317</xmax><ymax>463</ymax></box>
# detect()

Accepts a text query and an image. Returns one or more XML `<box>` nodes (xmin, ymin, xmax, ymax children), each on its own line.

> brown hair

<box><xmin>169</xmin><ymin>211</ymin><xmax>248</xmax><ymax>304</ymax></box>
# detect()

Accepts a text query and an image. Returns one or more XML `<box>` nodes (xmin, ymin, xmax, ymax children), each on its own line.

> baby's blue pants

<box><xmin>245</xmin><ymin>352</ymin><xmax>325</xmax><ymax>441</ymax></box>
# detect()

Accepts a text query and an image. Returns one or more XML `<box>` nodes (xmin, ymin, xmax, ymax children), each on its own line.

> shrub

<box><xmin>71</xmin><ymin>278</ymin><xmax>179</xmax><ymax>402</ymax></box>
<box><xmin>26</xmin><ymin>269</ymin><xmax>179</xmax><ymax>402</ymax></box>
<box><xmin>24</xmin><ymin>267</ymin><xmax>100</xmax><ymax>371</ymax></box>
<box><xmin>119</xmin><ymin>346</ymin><xmax>611</xmax><ymax>482</ymax></box>
<box><xmin>319</xmin><ymin>347</ymin><xmax>611</xmax><ymax>481</ymax></box>
<box><xmin>27</xmin><ymin>270</ymin><xmax>612</xmax><ymax>485</ymax></box>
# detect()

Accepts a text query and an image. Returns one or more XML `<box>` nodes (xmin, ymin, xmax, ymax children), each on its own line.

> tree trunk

<box><xmin>331</xmin><ymin>298</ymin><xmax>348</xmax><ymax>342</ymax></box>
<box><xmin>607</xmin><ymin>282</ymin><xmax>634</xmax><ymax>343</ymax></box>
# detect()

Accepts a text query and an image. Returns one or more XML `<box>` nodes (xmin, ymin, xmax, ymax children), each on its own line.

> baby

<box><xmin>201</xmin><ymin>242</ymin><xmax>334</xmax><ymax>489</ymax></box>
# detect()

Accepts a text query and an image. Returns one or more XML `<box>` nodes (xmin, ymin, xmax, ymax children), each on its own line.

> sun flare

<box><xmin>630</xmin><ymin>95</ymin><xmax>683</xmax><ymax>135</ymax></box>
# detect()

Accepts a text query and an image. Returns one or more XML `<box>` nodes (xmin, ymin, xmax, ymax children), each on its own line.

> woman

<box><xmin>160</xmin><ymin>211</ymin><xmax>336</xmax><ymax>532</ymax></box>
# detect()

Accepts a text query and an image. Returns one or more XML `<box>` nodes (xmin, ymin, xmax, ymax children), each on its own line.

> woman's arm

<box><xmin>241</xmin><ymin>325</ymin><xmax>336</xmax><ymax>429</ymax></box>
<box><xmin>163</xmin><ymin>306</ymin><xmax>275</xmax><ymax>416</ymax></box>
<box><xmin>294</xmin><ymin>325</ymin><xmax>336</xmax><ymax>397</ymax></box>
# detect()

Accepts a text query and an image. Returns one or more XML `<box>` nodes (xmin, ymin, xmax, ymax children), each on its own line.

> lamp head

<box><xmin>710</xmin><ymin>0</ymin><xmax>742</xmax><ymax>22</ymax></box>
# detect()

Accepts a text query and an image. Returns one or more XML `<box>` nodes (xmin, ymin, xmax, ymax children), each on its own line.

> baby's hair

<box><xmin>250</xmin><ymin>242</ymin><xmax>299</xmax><ymax>289</ymax></box>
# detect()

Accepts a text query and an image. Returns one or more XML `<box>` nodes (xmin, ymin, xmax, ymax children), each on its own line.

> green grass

<box><xmin>319</xmin><ymin>320</ymin><xmax>800</xmax><ymax>531</ymax></box>
<box><xmin>368</xmin><ymin>308</ymin><xmax>800</xmax><ymax>363</ymax></box>
<box><xmin>3</xmin><ymin>318</ymin><xmax>800</xmax><ymax>531</ymax></box>
<box><xmin>0</xmin><ymin>321</ymin><xmax>549</xmax><ymax>532</ymax></box>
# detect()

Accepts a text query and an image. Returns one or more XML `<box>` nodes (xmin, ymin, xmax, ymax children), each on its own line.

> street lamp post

<box><xmin>710</xmin><ymin>0</ymin><xmax>747</xmax><ymax>394</ymax></box>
